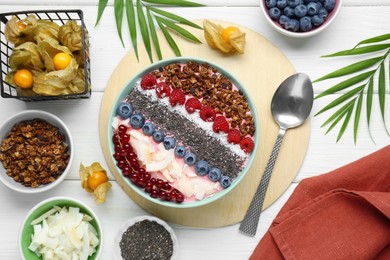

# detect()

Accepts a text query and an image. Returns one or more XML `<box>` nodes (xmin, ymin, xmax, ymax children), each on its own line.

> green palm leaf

<box><xmin>156</xmin><ymin>18</ymin><xmax>181</xmax><ymax>56</ymax></box>
<box><xmin>126</xmin><ymin>0</ymin><xmax>138</xmax><ymax>60</ymax></box>
<box><xmin>321</xmin><ymin>44</ymin><xmax>390</xmax><ymax>57</ymax></box>
<box><xmin>321</xmin><ymin>99</ymin><xmax>356</xmax><ymax>128</ymax></box>
<box><xmin>315</xmin><ymin>85</ymin><xmax>365</xmax><ymax>116</ymax></box>
<box><xmin>147</xmin><ymin>6</ymin><xmax>202</xmax><ymax>29</ymax></box>
<box><xmin>95</xmin><ymin>0</ymin><xmax>203</xmax><ymax>62</ymax></box>
<box><xmin>95</xmin><ymin>0</ymin><xmax>109</xmax><ymax>26</ymax></box>
<box><xmin>353</xmin><ymin>91</ymin><xmax>364</xmax><ymax>144</ymax></box>
<box><xmin>114</xmin><ymin>0</ymin><xmax>125</xmax><ymax>47</ymax></box>
<box><xmin>156</xmin><ymin>16</ymin><xmax>201</xmax><ymax>43</ymax></box>
<box><xmin>315</xmin><ymin>70</ymin><xmax>375</xmax><ymax>99</ymax></box>
<box><xmin>142</xmin><ymin>0</ymin><xmax>204</xmax><ymax>7</ymax></box>
<box><xmin>137</xmin><ymin>0</ymin><xmax>153</xmax><ymax>63</ymax></box>
<box><xmin>378</xmin><ymin>63</ymin><xmax>390</xmax><ymax>135</ymax></box>
<box><xmin>313</xmin><ymin>56</ymin><xmax>382</xmax><ymax>83</ymax></box>
<box><xmin>336</xmin><ymin>105</ymin><xmax>354</xmax><ymax>142</ymax></box>
<box><xmin>315</xmin><ymin>33</ymin><xmax>390</xmax><ymax>143</ymax></box>
<box><xmin>366</xmin><ymin>77</ymin><xmax>375</xmax><ymax>143</ymax></box>
<box><xmin>353</xmin><ymin>33</ymin><xmax>390</xmax><ymax>49</ymax></box>
<box><xmin>147</xmin><ymin>9</ymin><xmax>162</xmax><ymax>60</ymax></box>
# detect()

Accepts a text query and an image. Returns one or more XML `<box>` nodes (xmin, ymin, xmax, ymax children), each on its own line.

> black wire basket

<box><xmin>0</xmin><ymin>9</ymin><xmax>91</xmax><ymax>101</ymax></box>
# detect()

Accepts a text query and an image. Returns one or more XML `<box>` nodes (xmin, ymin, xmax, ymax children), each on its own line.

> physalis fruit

<box><xmin>80</xmin><ymin>162</ymin><xmax>112</xmax><ymax>204</ymax></box>
<box><xmin>203</xmin><ymin>20</ymin><xmax>246</xmax><ymax>54</ymax></box>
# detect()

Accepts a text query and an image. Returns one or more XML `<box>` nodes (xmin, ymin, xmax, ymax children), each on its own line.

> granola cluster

<box><xmin>152</xmin><ymin>61</ymin><xmax>255</xmax><ymax>137</ymax></box>
<box><xmin>0</xmin><ymin>119</ymin><xmax>70</xmax><ymax>188</ymax></box>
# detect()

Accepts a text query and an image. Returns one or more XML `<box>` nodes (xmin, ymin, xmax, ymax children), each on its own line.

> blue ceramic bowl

<box><xmin>108</xmin><ymin>57</ymin><xmax>259</xmax><ymax>208</ymax></box>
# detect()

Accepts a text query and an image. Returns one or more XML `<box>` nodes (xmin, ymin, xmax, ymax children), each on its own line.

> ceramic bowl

<box><xmin>108</xmin><ymin>57</ymin><xmax>259</xmax><ymax>208</ymax></box>
<box><xmin>19</xmin><ymin>197</ymin><xmax>103</xmax><ymax>260</ymax></box>
<box><xmin>260</xmin><ymin>0</ymin><xmax>342</xmax><ymax>38</ymax></box>
<box><xmin>113</xmin><ymin>216</ymin><xmax>178</xmax><ymax>260</ymax></box>
<box><xmin>0</xmin><ymin>110</ymin><xmax>73</xmax><ymax>193</ymax></box>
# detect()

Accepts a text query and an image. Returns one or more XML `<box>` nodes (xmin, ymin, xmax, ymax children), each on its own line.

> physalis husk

<box><xmin>203</xmin><ymin>20</ymin><xmax>246</xmax><ymax>54</ymax></box>
<box><xmin>80</xmin><ymin>162</ymin><xmax>112</xmax><ymax>204</ymax></box>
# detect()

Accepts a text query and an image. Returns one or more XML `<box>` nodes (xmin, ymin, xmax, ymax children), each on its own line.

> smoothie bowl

<box><xmin>108</xmin><ymin>57</ymin><xmax>259</xmax><ymax>208</ymax></box>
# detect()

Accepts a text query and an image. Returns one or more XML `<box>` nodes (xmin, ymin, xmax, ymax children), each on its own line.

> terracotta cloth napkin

<box><xmin>250</xmin><ymin>145</ymin><xmax>390</xmax><ymax>260</ymax></box>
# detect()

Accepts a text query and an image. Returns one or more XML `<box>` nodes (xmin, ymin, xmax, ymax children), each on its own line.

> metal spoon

<box><xmin>239</xmin><ymin>73</ymin><xmax>313</xmax><ymax>237</ymax></box>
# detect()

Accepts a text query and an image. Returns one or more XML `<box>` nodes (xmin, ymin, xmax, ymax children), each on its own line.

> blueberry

<box><xmin>311</xmin><ymin>14</ymin><xmax>324</xmax><ymax>27</ymax></box>
<box><xmin>163</xmin><ymin>137</ymin><xmax>176</xmax><ymax>150</ymax></box>
<box><xmin>142</xmin><ymin>122</ymin><xmax>155</xmax><ymax>136</ymax></box>
<box><xmin>184</xmin><ymin>153</ymin><xmax>197</xmax><ymax>165</ymax></box>
<box><xmin>279</xmin><ymin>15</ymin><xmax>290</xmax><ymax>26</ymax></box>
<box><xmin>269</xmin><ymin>7</ymin><xmax>282</xmax><ymax>20</ymax></box>
<box><xmin>294</xmin><ymin>5</ymin><xmax>307</xmax><ymax>17</ymax></box>
<box><xmin>324</xmin><ymin>0</ymin><xmax>335</xmax><ymax>11</ymax></box>
<box><xmin>276</xmin><ymin>0</ymin><xmax>287</xmax><ymax>9</ymax></box>
<box><xmin>299</xmin><ymin>16</ymin><xmax>312</xmax><ymax>32</ymax></box>
<box><xmin>195</xmin><ymin>160</ymin><xmax>209</xmax><ymax>176</ymax></box>
<box><xmin>265</xmin><ymin>0</ymin><xmax>277</xmax><ymax>8</ymax></box>
<box><xmin>220</xmin><ymin>176</ymin><xmax>232</xmax><ymax>189</ymax></box>
<box><xmin>130</xmin><ymin>113</ymin><xmax>145</xmax><ymax>129</ymax></box>
<box><xmin>318</xmin><ymin>7</ymin><xmax>328</xmax><ymax>19</ymax></box>
<box><xmin>174</xmin><ymin>146</ymin><xmax>186</xmax><ymax>158</ymax></box>
<box><xmin>307</xmin><ymin>2</ymin><xmax>319</xmax><ymax>15</ymax></box>
<box><xmin>208</xmin><ymin>167</ymin><xmax>221</xmax><ymax>182</ymax></box>
<box><xmin>152</xmin><ymin>130</ymin><xmax>165</xmax><ymax>143</ymax></box>
<box><xmin>284</xmin><ymin>19</ymin><xmax>299</xmax><ymax>32</ymax></box>
<box><xmin>303</xmin><ymin>0</ymin><xmax>316</xmax><ymax>3</ymax></box>
<box><xmin>283</xmin><ymin>6</ymin><xmax>295</xmax><ymax>18</ymax></box>
<box><xmin>287</xmin><ymin>0</ymin><xmax>300</xmax><ymax>8</ymax></box>
<box><xmin>116</xmin><ymin>102</ymin><xmax>133</xmax><ymax>119</ymax></box>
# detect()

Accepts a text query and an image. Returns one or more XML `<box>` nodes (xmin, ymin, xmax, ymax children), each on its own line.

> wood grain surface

<box><xmin>99</xmin><ymin>20</ymin><xmax>310</xmax><ymax>227</ymax></box>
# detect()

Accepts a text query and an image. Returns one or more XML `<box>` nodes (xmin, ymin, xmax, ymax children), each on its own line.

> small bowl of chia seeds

<box><xmin>114</xmin><ymin>216</ymin><xmax>178</xmax><ymax>260</ymax></box>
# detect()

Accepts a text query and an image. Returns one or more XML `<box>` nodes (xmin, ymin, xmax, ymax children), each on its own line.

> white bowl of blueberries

<box><xmin>261</xmin><ymin>0</ymin><xmax>342</xmax><ymax>37</ymax></box>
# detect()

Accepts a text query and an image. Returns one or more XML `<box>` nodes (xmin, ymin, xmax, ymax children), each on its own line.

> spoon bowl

<box><xmin>239</xmin><ymin>73</ymin><xmax>313</xmax><ymax>236</ymax></box>
<box><xmin>272</xmin><ymin>73</ymin><xmax>314</xmax><ymax>130</ymax></box>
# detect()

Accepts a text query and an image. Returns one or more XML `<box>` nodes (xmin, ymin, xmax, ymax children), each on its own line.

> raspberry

<box><xmin>140</xmin><ymin>73</ymin><xmax>157</xmax><ymax>90</ymax></box>
<box><xmin>169</xmin><ymin>89</ymin><xmax>185</xmax><ymax>106</ymax></box>
<box><xmin>212</xmin><ymin>116</ymin><xmax>229</xmax><ymax>133</ymax></box>
<box><xmin>240</xmin><ymin>137</ymin><xmax>254</xmax><ymax>153</ymax></box>
<box><xmin>185</xmin><ymin>98</ymin><xmax>201</xmax><ymax>114</ymax></box>
<box><xmin>156</xmin><ymin>82</ymin><xmax>171</xmax><ymax>98</ymax></box>
<box><xmin>227</xmin><ymin>129</ymin><xmax>241</xmax><ymax>144</ymax></box>
<box><xmin>199</xmin><ymin>106</ymin><xmax>216</xmax><ymax>122</ymax></box>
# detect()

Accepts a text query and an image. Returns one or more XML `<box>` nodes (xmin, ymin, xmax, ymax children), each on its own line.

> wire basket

<box><xmin>0</xmin><ymin>9</ymin><xmax>91</xmax><ymax>101</ymax></box>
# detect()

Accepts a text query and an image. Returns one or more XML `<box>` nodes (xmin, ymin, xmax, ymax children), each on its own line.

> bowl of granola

<box><xmin>0</xmin><ymin>110</ymin><xmax>73</xmax><ymax>193</ymax></box>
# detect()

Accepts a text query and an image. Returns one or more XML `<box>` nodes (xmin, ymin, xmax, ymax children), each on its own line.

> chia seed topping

<box><xmin>119</xmin><ymin>220</ymin><xmax>174</xmax><ymax>260</ymax></box>
<box><xmin>126</xmin><ymin>85</ymin><xmax>245</xmax><ymax>179</ymax></box>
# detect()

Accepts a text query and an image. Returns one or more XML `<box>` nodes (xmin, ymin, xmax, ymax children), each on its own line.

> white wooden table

<box><xmin>0</xmin><ymin>1</ymin><xmax>389</xmax><ymax>259</ymax></box>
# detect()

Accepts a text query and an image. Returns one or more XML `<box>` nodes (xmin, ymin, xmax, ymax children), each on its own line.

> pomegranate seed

<box><xmin>163</xmin><ymin>182</ymin><xmax>171</xmax><ymax>191</ymax></box>
<box><xmin>143</xmin><ymin>173</ymin><xmax>151</xmax><ymax>181</ymax></box>
<box><xmin>176</xmin><ymin>193</ymin><xmax>184</xmax><ymax>203</ymax></box>
<box><xmin>159</xmin><ymin>190</ymin><xmax>167</xmax><ymax>200</ymax></box>
<box><xmin>156</xmin><ymin>179</ymin><xmax>164</xmax><ymax>189</ymax></box>
<box><xmin>129</xmin><ymin>173</ymin><xmax>138</xmax><ymax>183</ymax></box>
<box><xmin>118</xmin><ymin>125</ymin><xmax>127</xmax><ymax>134</ymax></box>
<box><xmin>150</xmin><ymin>189</ymin><xmax>158</xmax><ymax>198</ymax></box>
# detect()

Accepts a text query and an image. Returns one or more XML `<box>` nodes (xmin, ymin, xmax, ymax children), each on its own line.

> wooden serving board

<box><xmin>99</xmin><ymin>20</ymin><xmax>310</xmax><ymax>228</ymax></box>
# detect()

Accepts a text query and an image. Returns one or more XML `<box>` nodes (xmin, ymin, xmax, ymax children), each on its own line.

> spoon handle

<box><xmin>239</xmin><ymin>128</ymin><xmax>286</xmax><ymax>236</ymax></box>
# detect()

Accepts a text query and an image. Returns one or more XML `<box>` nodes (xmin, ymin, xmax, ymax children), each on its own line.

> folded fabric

<box><xmin>250</xmin><ymin>145</ymin><xmax>390</xmax><ymax>260</ymax></box>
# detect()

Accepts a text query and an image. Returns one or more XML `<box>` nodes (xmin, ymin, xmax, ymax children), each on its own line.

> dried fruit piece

<box><xmin>203</xmin><ymin>20</ymin><xmax>246</xmax><ymax>54</ymax></box>
<box><xmin>80</xmin><ymin>162</ymin><xmax>112</xmax><ymax>204</ymax></box>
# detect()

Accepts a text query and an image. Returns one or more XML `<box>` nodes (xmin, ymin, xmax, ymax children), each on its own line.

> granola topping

<box><xmin>0</xmin><ymin>119</ymin><xmax>70</xmax><ymax>188</ymax></box>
